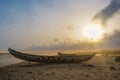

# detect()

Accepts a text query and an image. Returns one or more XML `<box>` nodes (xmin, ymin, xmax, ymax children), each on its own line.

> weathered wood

<box><xmin>8</xmin><ymin>48</ymin><xmax>95</xmax><ymax>63</ymax></box>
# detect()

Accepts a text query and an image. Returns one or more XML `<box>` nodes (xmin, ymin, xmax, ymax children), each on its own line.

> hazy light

<box><xmin>83</xmin><ymin>23</ymin><xmax>104</xmax><ymax>42</ymax></box>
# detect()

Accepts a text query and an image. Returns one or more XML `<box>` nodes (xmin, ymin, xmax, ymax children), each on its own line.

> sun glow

<box><xmin>83</xmin><ymin>23</ymin><xmax>104</xmax><ymax>42</ymax></box>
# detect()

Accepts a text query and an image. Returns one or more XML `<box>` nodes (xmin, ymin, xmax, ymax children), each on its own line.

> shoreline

<box><xmin>0</xmin><ymin>56</ymin><xmax>120</xmax><ymax>80</ymax></box>
<box><xmin>0</xmin><ymin>60</ymin><xmax>23</xmax><ymax>67</ymax></box>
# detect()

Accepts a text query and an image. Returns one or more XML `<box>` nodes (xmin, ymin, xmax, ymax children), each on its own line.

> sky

<box><xmin>0</xmin><ymin>0</ymin><xmax>120</xmax><ymax>51</ymax></box>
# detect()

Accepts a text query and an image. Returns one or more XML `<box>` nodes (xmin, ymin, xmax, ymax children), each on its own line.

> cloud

<box><xmin>1</xmin><ymin>0</ymin><xmax>119</xmax><ymax>50</ymax></box>
<box><xmin>101</xmin><ymin>30</ymin><xmax>120</xmax><ymax>49</ymax></box>
<box><xmin>27</xmin><ymin>30</ymin><xmax>120</xmax><ymax>51</ymax></box>
<box><xmin>67</xmin><ymin>24</ymin><xmax>79</xmax><ymax>30</ymax></box>
<box><xmin>27</xmin><ymin>38</ymin><xmax>99</xmax><ymax>51</ymax></box>
<box><xmin>93</xmin><ymin>0</ymin><xmax>120</xmax><ymax>25</ymax></box>
<box><xmin>27</xmin><ymin>43</ymin><xmax>91</xmax><ymax>51</ymax></box>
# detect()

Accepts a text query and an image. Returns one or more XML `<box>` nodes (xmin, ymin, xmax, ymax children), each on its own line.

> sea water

<box><xmin>0</xmin><ymin>53</ymin><xmax>23</xmax><ymax>67</ymax></box>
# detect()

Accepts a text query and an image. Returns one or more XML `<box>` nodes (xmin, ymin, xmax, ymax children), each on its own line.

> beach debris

<box><xmin>109</xmin><ymin>66</ymin><xmax>116</xmax><ymax>70</ymax></box>
<box><xmin>46</xmin><ymin>72</ymin><xmax>55</xmax><ymax>75</ymax></box>
<box><xmin>115</xmin><ymin>56</ymin><xmax>120</xmax><ymax>62</ymax></box>
<box><xmin>85</xmin><ymin>74</ymin><xmax>90</xmax><ymax>77</ymax></box>
<box><xmin>27</xmin><ymin>71</ymin><xmax>33</xmax><ymax>74</ymax></box>
<box><xmin>82</xmin><ymin>64</ymin><xmax>94</xmax><ymax>68</ymax></box>
<box><xmin>10</xmin><ymin>70</ymin><xmax>17</xmax><ymax>72</ymax></box>
<box><xmin>113</xmin><ymin>75</ymin><xmax>118</xmax><ymax>78</ymax></box>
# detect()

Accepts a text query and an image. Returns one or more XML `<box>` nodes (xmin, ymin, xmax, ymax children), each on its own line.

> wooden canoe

<box><xmin>8</xmin><ymin>48</ymin><xmax>95</xmax><ymax>63</ymax></box>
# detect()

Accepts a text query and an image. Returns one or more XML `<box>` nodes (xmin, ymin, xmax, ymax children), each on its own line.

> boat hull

<box><xmin>8</xmin><ymin>48</ymin><xmax>95</xmax><ymax>63</ymax></box>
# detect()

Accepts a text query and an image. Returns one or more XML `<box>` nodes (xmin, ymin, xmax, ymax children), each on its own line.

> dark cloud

<box><xmin>93</xmin><ymin>0</ymin><xmax>120</xmax><ymax>25</ymax></box>
<box><xmin>101</xmin><ymin>30</ymin><xmax>120</xmax><ymax>48</ymax></box>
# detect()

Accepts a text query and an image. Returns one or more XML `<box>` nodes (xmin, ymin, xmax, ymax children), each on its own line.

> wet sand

<box><xmin>0</xmin><ymin>55</ymin><xmax>120</xmax><ymax>80</ymax></box>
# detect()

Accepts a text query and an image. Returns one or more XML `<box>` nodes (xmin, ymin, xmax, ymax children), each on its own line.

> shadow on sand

<box><xmin>15</xmin><ymin>61</ymin><xmax>94</xmax><ymax>68</ymax></box>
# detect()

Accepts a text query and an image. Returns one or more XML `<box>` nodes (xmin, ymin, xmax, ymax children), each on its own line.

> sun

<box><xmin>84</xmin><ymin>23</ymin><xmax>103</xmax><ymax>42</ymax></box>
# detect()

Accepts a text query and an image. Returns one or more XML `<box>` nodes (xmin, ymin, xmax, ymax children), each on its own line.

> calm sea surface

<box><xmin>0</xmin><ymin>53</ymin><xmax>23</xmax><ymax>67</ymax></box>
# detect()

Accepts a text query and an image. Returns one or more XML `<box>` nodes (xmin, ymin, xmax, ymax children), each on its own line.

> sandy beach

<box><xmin>0</xmin><ymin>0</ymin><xmax>120</xmax><ymax>80</ymax></box>
<box><xmin>0</xmin><ymin>55</ymin><xmax>120</xmax><ymax>80</ymax></box>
